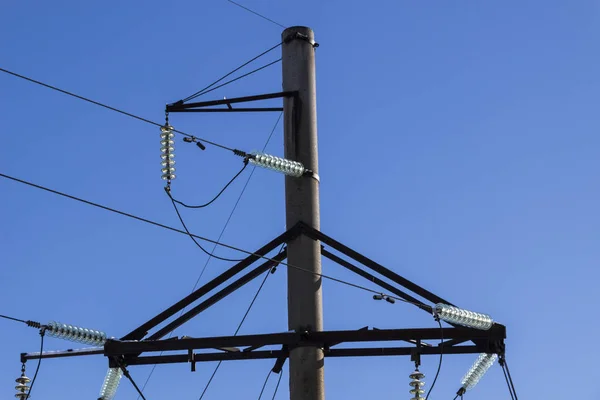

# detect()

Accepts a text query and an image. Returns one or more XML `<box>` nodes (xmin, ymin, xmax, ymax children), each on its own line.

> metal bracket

<box><xmin>166</xmin><ymin>91</ymin><xmax>297</xmax><ymax>113</ymax></box>
<box><xmin>283</xmin><ymin>32</ymin><xmax>319</xmax><ymax>48</ymax></box>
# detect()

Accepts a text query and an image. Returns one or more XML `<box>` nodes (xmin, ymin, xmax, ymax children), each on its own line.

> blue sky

<box><xmin>1</xmin><ymin>1</ymin><xmax>599</xmax><ymax>399</ymax></box>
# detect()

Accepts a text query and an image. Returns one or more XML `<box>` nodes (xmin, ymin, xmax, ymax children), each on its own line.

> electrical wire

<box><xmin>168</xmin><ymin>161</ymin><xmax>248</xmax><ymax>209</ymax></box>
<box><xmin>424</xmin><ymin>319</ymin><xmax>443</xmax><ymax>400</ymax></box>
<box><xmin>25</xmin><ymin>329</ymin><xmax>45</xmax><ymax>400</ymax></box>
<box><xmin>500</xmin><ymin>360</ymin><xmax>516</xmax><ymax>400</ymax></box>
<box><xmin>120</xmin><ymin>366</ymin><xmax>148</xmax><ymax>400</ymax></box>
<box><xmin>192</xmin><ymin>58</ymin><xmax>282</xmax><ymax>99</ymax></box>
<box><xmin>168</xmin><ymin>194</ymin><xmax>246</xmax><ymax>262</ymax></box>
<box><xmin>0</xmin><ymin>67</ymin><xmax>235</xmax><ymax>152</ymax></box>
<box><xmin>135</xmin><ymin>114</ymin><xmax>283</xmax><ymax>399</ymax></box>
<box><xmin>180</xmin><ymin>42</ymin><xmax>283</xmax><ymax>103</ymax></box>
<box><xmin>226</xmin><ymin>0</ymin><xmax>287</xmax><ymax>29</ymax></box>
<box><xmin>503</xmin><ymin>357</ymin><xmax>519</xmax><ymax>400</ymax></box>
<box><xmin>0</xmin><ymin>313</ymin><xmax>28</xmax><ymax>324</ymax></box>
<box><xmin>198</xmin><ymin>252</ymin><xmax>280</xmax><ymax>400</ymax></box>
<box><xmin>257</xmin><ymin>370</ymin><xmax>273</xmax><ymax>400</ymax></box>
<box><xmin>271</xmin><ymin>371</ymin><xmax>283</xmax><ymax>400</ymax></box>
<box><xmin>0</xmin><ymin>171</ymin><xmax>429</xmax><ymax>309</ymax></box>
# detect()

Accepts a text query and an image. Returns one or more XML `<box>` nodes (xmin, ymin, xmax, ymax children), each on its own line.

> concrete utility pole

<box><xmin>282</xmin><ymin>26</ymin><xmax>324</xmax><ymax>400</ymax></box>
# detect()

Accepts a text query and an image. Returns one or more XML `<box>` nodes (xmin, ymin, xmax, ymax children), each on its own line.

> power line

<box><xmin>25</xmin><ymin>329</ymin><xmax>45</xmax><ymax>400</ymax></box>
<box><xmin>190</xmin><ymin>58</ymin><xmax>282</xmax><ymax>99</ymax></box>
<box><xmin>198</xmin><ymin>256</ymin><xmax>279</xmax><ymax>400</ymax></box>
<box><xmin>135</xmin><ymin>114</ymin><xmax>283</xmax><ymax>399</ymax></box>
<box><xmin>0</xmin><ymin>314</ymin><xmax>28</xmax><ymax>324</ymax></box>
<box><xmin>503</xmin><ymin>357</ymin><xmax>519</xmax><ymax>400</ymax></box>
<box><xmin>271</xmin><ymin>371</ymin><xmax>283</xmax><ymax>400</ymax></box>
<box><xmin>121</xmin><ymin>366</ymin><xmax>148</xmax><ymax>400</ymax></box>
<box><xmin>0</xmin><ymin>67</ymin><xmax>235</xmax><ymax>152</ymax></box>
<box><xmin>257</xmin><ymin>370</ymin><xmax>273</xmax><ymax>400</ymax></box>
<box><xmin>0</xmin><ymin>171</ymin><xmax>429</xmax><ymax>308</ymax></box>
<box><xmin>180</xmin><ymin>42</ymin><xmax>283</xmax><ymax>103</ymax></box>
<box><xmin>168</xmin><ymin>193</ymin><xmax>246</xmax><ymax>262</ymax></box>
<box><xmin>424</xmin><ymin>319</ymin><xmax>443</xmax><ymax>400</ymax></box>
<box><xmin>168</xmin><ymin>161</ymin><xmax>248</xmax><ymax>209</ymax></box>
<box><xmin>226</xmin><ymin>0</ymin><xmax>287</xmax><ymax>29</ymax></box>
<box><xmin>500</xmin><ymin>360</ymin><xmax>516</xmax><ymax>400</ymax></box>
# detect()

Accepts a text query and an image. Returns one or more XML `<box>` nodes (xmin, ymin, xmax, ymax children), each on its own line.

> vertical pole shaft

<box><xmin>282</xmin><ymin>27</ymin><xmax>324</xmax><ymax>400</ymax></box>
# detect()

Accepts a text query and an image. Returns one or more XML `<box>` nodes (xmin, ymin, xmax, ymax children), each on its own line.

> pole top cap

<box><xmin>282</xmin><ymin>26</ymin><xmax>318</xmax><ymax>47</ymax></box>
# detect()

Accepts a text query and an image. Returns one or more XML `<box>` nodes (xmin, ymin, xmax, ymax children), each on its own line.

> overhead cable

<box><xmin>0</xmin><ymin>172</ymin><xmax>429</xmax><ymax>308</ymax></box>
<box><xmin>180</xmin><ymin>42</ymin><xmax>283</xmax><ymax>103</ymax></box>
<box><xmin>168</xmin><ymin>160</ymin><xmax>249</xmax><ymax>209</ymax></box>
<box><xmin>0</xmin><ymin>67</ymin><xmax>235</xmax><ymax>152</ymax></box>
<box><xmin>25</xmin><ymin>329</ymin><xmax>45</xmax><ymax>399</ymax></box>
<box><xmin>424</xmin><ymin>319</ymin><xmax>444</xmax><ymax>400</ymax></box>
<box><xmin>191</xmin><ymin>58</ymin><xmax>282</xmax><ymax>99</ymax></box>
<box><xmin>226</xmin><ymin>0</ymin><xmax>287</xmax><ymax>29</ymax></box>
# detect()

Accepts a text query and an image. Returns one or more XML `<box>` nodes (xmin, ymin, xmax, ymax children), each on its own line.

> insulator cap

<box><xmin>434</xmin><ymin>303</ymin><xmax>493</xmax><ymax>330</ymax></box>
<box><xmin>409</xmin><ymin>371</ymin><xmax>425</xmax><ymax>380</ymax></box>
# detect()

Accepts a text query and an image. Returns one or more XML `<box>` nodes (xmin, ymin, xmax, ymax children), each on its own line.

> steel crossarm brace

<box><xmin>122</xmin><ymin>226</ymin><xmax>300</xmax><ymax>341</ymax></box>
<box><xmin>105</xmin><ymin>326</ymin><xmax>506</xmax><ymax>356</ymax></box>
<box><xmin>299</xmin><ymin>222</ymin><xmax>454</xmax><ymax>306</ymax></box>
<box><xmin>166</xmin><ymin>91</ymin><xmax>297</xmax><ymax>112</ymax></box>
<box><xmin>321</xmin><ymin>249</ymin><xmax>432</xmax><ymax>312</ymax></box>
<box><xmin>147</xmin><ymin>249</ymin><xmax>287</xmax><ymax>340</ymax></box>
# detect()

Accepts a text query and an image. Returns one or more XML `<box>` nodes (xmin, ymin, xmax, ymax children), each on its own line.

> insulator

<box><xmin>249</xmin><ymin>152</ymin><xmax>305</xmax><ymax>177</ymax></box>
<box><xmin>46</xmin><ymin>321</ymin><xmax>107</xmax><ymax>346</ymax></box>
<box><xmin>409</xmin><ymin>369</ymin><xmax>425</xmax><ymax>399</ymax></box>
<box><xmin>98</xmin><ymin>367</ymin><xmax>123</xmax><ymax>400</ymax></box>
<box><xmin>15</xmin><ymin>373</ymin><xmax>30</xmax><ymax>400</ymax></box>
<box><xmin>461</xmin><ymin>353</ymin><xmax>497</xmax><ymax>391</ymax></box>
<box><xmin>434</xmin><ymin>303</ymin><xmax>493</xmax><ymax>330</ymax></box>
<box><xmin>160</xmin><ymin>125</ymin><xmax>175</xmax><ymax>181</ymax></box>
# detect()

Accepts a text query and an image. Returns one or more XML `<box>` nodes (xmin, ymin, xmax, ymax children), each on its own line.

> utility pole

<box><xmin>282</xmin><ymin>26</ymin><xmax>324</xmax><ymax>400</ymax></box>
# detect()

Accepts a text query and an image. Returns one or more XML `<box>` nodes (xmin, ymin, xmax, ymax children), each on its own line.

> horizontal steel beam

<box><xmin>167</xmin><ymin>91</ymin><xmax>296</xmax><ymax>112</ymax></box>
<box><xmin>122</xmin><ymin>345</ymin><xmax>485</xmax><ymax>366</ymax></box>
<box><xmin>106</xmin><ymin>326</ymin><xmax>505</xmax><ymax>356</ymax></box>
<box><xmin>170</xmin><ymin>108</ymin><xmax>283</xmax><ymax>113</ymax></box>
<box><xmin>21</xmin><ymin>347</ymin><xmax>103</xmax><ymax>362</ymax></box>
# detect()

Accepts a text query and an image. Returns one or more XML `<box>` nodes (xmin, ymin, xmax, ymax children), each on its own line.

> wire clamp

<box><xmin>303</xmin><ymin>169</ymin><xmax>320</xmax><ymax>182</ymax></box>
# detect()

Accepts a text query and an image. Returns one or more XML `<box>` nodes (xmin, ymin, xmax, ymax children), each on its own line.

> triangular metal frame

<box><xmin>21</xmin><ymin>222</ymin><xmax>506</xmax><ymax>367</ymax></box>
